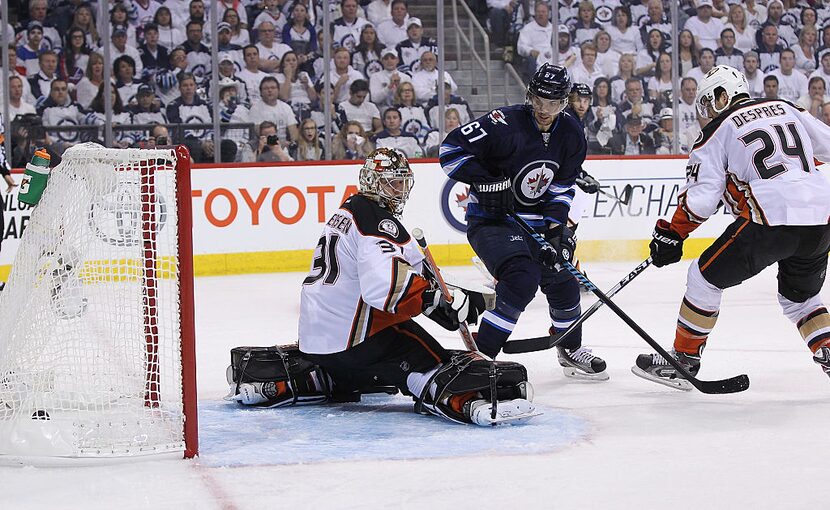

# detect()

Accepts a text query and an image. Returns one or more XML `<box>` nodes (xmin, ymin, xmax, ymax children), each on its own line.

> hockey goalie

<box><xmin>226</xmin><ymin>148</ymin><xmax>539</xmax><ymax>426</ymax></box>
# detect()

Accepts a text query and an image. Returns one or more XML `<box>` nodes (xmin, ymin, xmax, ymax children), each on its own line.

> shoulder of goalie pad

<box><xmin>440</xmin><ymin>271</ymin><xmax>496</xmax><ymax>310</ymax></box>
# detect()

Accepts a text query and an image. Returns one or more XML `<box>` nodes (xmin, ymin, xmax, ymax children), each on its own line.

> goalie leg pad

<box><xmin>225</xmin><ymin>345</ymin><xmax>332</xmax><ymax>407</ymax></box>
<box><xmin>415</xmin><ymin>350</ymin><xmax>533</xmax><ymax>424</ymax></box>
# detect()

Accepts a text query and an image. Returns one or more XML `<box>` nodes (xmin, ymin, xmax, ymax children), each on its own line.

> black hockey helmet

<box><xmin>527</xmin><ymin>63</ymin><xmax>572</xmax><ymax>101</ymax></box>
<box><xmin>570</xmin><ymin>82</ymin><xmax>592</xmax><ymax>97</ymax></box>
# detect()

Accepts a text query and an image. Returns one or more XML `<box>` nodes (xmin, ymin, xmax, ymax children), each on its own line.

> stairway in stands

<box><xmin>408</xmin><ymin>1</ymin><xmax>526</xmax><ymax>116</ymax></box>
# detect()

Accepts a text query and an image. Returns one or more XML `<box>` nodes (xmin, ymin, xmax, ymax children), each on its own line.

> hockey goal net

<box><xmin>0</xmin><ymin>143</ymin><xmax>197</xmax><ymax>461</ymax></box>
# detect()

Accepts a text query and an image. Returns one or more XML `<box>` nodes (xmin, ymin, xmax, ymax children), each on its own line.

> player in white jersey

<box><xmin>632</xmin><ymin>66</ymin><xmax>830</xmax><ymax>389</ymax></box>
<box><xmin>237</xmin><ymin>148</ymin><xmax>536</xmax><ymax>425</ymax></box>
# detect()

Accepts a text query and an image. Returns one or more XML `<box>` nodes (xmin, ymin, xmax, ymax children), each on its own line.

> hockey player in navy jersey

<box><xmin>439</xmin><ymin>64</ymin><xmax>608</xmax><ymax>380</ymax></box>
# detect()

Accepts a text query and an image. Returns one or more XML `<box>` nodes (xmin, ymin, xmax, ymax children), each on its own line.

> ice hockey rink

<box><xmin>2</xmin><ymin>260</ymin><xmax>828</xmax><ymax>510</ymax></box>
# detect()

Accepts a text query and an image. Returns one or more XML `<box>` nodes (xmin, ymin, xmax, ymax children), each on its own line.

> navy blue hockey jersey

<box><xmin>439</xmin><ymin>104</ymin><xmax>587</xmax><ymax>227</ymax></box>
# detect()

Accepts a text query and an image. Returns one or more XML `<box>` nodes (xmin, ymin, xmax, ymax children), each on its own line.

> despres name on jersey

<box><xmin>731</xmin><ymin>103</ymin><xmax>786</xmax><ymax>128</ymax></box>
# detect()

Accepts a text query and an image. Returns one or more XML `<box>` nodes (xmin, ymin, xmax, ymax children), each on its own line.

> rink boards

<box><xmin>0</xmin><ymin>156</ymin><xmax>739</xmax><ymax>278</ymax></box>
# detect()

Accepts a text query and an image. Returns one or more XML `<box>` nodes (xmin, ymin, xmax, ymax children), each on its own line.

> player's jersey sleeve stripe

<box><xmin>347</xmin><ymin>298</ymin><xmax>372</xmax><ymax>349</ymax></box>
<box><xmin>439</xmin><ymin>143</ymin><xmax>463</xmax><ymax>158</ymax></box>
<box><xmin>441</xmin><ymin>154</ymin><xmax>474</xmax><ymax>177</ymax></box>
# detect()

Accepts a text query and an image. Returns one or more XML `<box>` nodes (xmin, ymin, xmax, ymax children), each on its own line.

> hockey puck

<box><xmin>32</xmin><ymin>410</ymin><xmax>50</xmax><ymax>420</ymax></box>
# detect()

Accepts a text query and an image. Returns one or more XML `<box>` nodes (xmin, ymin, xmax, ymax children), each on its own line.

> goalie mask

<box><xmin>359</xmin><ymin>148</ymin><xmax>414</xmax><ymax>215</ymax></box>
<box><xmin>695</xmin><ymin>65</ymin><xmax>750</xmax><ymax>118</ymax></box>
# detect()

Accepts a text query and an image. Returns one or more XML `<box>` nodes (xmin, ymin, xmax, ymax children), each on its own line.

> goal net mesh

<box><xmin>0</xmin><ymin>143</ymin><xmax>187</xmax><ymax>459</ymax></box>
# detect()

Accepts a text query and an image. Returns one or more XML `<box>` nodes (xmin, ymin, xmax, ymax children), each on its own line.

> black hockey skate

<box><xmin>632</xmin><ymin>350</ymin><xmax>700</xmax><ymax>391</ymax></box>
<box><xmin>556</xmin><ymin>346</ymin><xmax>609</xmax><ymax>381</ymax></box>
<box><xmin>814</xmin><ymin>346</ymin><xmax>830</xmax><ymax>378</ymax></box>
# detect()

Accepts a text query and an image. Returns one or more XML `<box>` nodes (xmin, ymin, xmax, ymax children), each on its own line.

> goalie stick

<box><xmin>412</xmin><ymin>228</ymin><xmax>500</xmax><ymax>422</ymax></box>
<box><xmin>508</xmin><ymin>211</ymin><xmax>750</xmax><ymax>395</ymax></box>
<box><xmin>503</xmin><ymin>258</ymin><xmax>653</xmax><ymax>353</ymax></box>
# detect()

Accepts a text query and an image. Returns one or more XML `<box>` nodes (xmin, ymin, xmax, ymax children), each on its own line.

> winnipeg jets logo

<box><xmin>378</xmin><ymin>219</ymin><xmax>399</xmax><ymax>237</ymax></box>
<box><xmin>488</xmin><ymin>109</ymin><xmax>508</xmax><ymax>125</ymax></box>
<box><xmin>514</xmin><ymin>160</ymin><xmax>558</xmax><ymax>206</ymax></box>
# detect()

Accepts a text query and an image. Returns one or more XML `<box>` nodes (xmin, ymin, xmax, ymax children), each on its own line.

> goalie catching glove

<box><xmin>422</xmin><ymin>287</ymin><xmax>487</xmax><ymax>331</ymax></box>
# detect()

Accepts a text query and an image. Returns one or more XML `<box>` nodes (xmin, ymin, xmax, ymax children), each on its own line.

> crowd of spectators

<box><xmin>479</xmin><ymin>0</ymin><xmax>830</xmax><ymax>154</ymax></box>
<box><xmin>0</xmin><ymin>0</ymin><xmax>474</xmax><ymax>165</ymax></box>
<box><xmin>5</xmin><ymin>0</ymin><xmax>828</xmax><ymax>163</ymax></box>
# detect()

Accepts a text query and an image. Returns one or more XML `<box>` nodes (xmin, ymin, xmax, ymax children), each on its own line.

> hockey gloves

<box><xmin>650</xmin><ymin>219</ymin><xmax>684</xmax><ymax>267</ymax></box>
<box><xmin>539</xmin><ymin>224</ymin><xmax>577</xmax><ymax>270</ymax></box>
<box><xmin>422</xmin><ymin>288</ymin><xmax>487</xmax><ymax>331</ymax></box>
<box><xmin>575</xmin><ymin>169</ymin><xmax>600</xmax><ymax>194</ymax></box>
<box><xmin>472</xmin><ymin>178</ymin><xmax>514</xmax><ymax>216</ymax></box>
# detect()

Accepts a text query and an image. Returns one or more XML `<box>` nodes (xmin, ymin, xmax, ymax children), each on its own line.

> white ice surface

<box><xmin>2</xmin><ymin>262</ymin><xmax>829</xmax><ymax>510</ymax></box>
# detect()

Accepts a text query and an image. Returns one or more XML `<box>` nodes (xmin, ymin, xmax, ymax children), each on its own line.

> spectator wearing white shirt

<box><xmin>570</xmin><ymin>42</ymin><xmax>606</xmax><ymax>88</ymax></box>
<box><xmin>395</xmin><ymin>18</ymin><xmax>437</xmax><ymax>72</ymax></box>
<box><xmin>683</xmin><ymin>0</ymin><xmax>724</xmax><ymax>51</ymax></box>
<box><xmin>153</xmin><ymin>7</ymin><xmax>186</xmax><ymax>48</ymax></box>
<box><xmin>594</xmin><ymin>30</ymin><xmax>621</xmax><ymax>77</ymax></box>
<box><xmin>373</xmin><ymin>107</ymin><xmax>423</xmax><ymax>158</ymax></box>
<box><xmin>6</xmin><ymin>76</ymin><xmax>37</xmax><ymax>119</ymax></box>
<box><xmin>677</xmin><ymin>77</ymin><xmax>700</xmax><ymax>144</ymax></box>
<box><xmin>367</xmin><ymin>0</ymin><xmax>393</xmax><ymax>25</ymax></box>
<box><xmin>771</xmin><ymin>48</ymin><xmax>808</xmax><ymax>102</ymax></box>
<box><xmin>256</xmin><ymin>21</ymin><xmax>292</xmax><ymax>73</ymax></box>
<box><xmin>17</xmin><ymin>22</ymin><xmax>49</xmax><ymax>76</ymax></box>
<box><xmin>253</xmin><ymin>0</ymin><xmax>287</xmax><ymax>34</ymax></box>
<box><xmin>517</xmin><ymin>2</ymin><xmax>554</xmax><ymax>77</ymax></box>
<box><xmin>797</xmin><ymin>76</ymin><xmax>830</xmax><ymax>118</ymax></box>
<box><xmin>237</xmin><ymin>45</ymin><xmax>270</xmax><ymax>104</ymax></box>
<box><xmin>225</xmin><ymin>8</ymin><xmax>251</xmax><ymax>46</ymax></box>
<box><xmin>411</xmin><ymin>51</ymin><xmax>458</xmax><ymax>104</ymax></box>
<box><xmin>248</xmin><ymin>76</ymin><xmax>300</xmax><ymax>145</ymax></box>
<box><xmin>377</xmin><ymin>0</ymin><xmax>410</xmax><ymax>48</ymax></box>
<box><xmin>724</xmin><ymin>3</ymin><xmax>756</xmax><ymax>53</ymax></box>
<box><xmin>370</xmin><ymin>48</ymin><xmax>412</xmax><ymax>108</ymax></box>
<box><xmin>572</xmin><ymin>1</ymin><xmax>603</xmax><ymax>46</ymax></box>
<box><xmin>755</xmin><ymin>23</ymin><xmax>784</xmax><ymax>74</ymax></box>
<box><xmin>809</xmin><ymin>52</ymin><xmax>830</xmax><ymax>90</ymax></box>
<box><xmin>277</xmin><ymin>51</ymin><xmax>317</xmax><ymax>113</ymax></box>
<box><xmin>792</xmin><ymin>26</ymin><xmax>819</xmax><ymax>75</ymax></box>
<box><xmin>97</xmin><ymin>25</ymin><xmax>143</xmax><ymax>79</ymax></box>
<box><xmin>686</xmin><ymin>48</ymin><xmax>716</xmax><ymax>87</ymax></box>
<box><xmin>821</xmin><ymin>102</ymin><xmax>830</xmax><ymax>127</ymax></box>
<box><xmin>24</xmin><ymin>1</ymin><xmax>62</xmax><ymax>51</ymax></box>
<box><xmin>606</xmin><ymin>6</ymin><xmax>643</xmax><ymax>55</ymax></box>
<box><xmin>27</xmin><ymin>50</ymin><xmax>59</xmax><ymax>103</ymax></box>
<box><xmin>330</xmin><ymin>0</ymin><xmax>370</xmax><ymax>51</ymax></box>
<box><xmin>635</xmin><ymin>28</ymin><xmax>668</xmax><ymax>77</ymax></box>
<box><xmin>715</xmin><ymin>28</ymin><xmax>744</xmax><ymax>71</ymax></box>
<box><xmin>320</xmin><ymin>47</ymin><xmax>366</xmax><ymax>103</ymax></box>
<box><xmin>743</xmin><ymin>51</ymin><xmax>765</xmax><ymax>98</ymax></box>
<box><xmin>337</xmin><ymin>80</ymin><xmax>382</xmax><ymax>136</ymax></box>
<box><xmin>638</xmin><ymin>0</ymin><xmax>671</xmax><ymax>47</ymax></box>
<box><xmin>646</xmin><ymin>52</ymin><xmax>673</xmax><ymax>102</ymax></box>
<box><xmin>3</xmin><ymin>45</ymin><xmax>35</xmax><ymax>104</ymax></box>
<box><xmin>761</xmin><ymin>0</ymin><xmax>797</xmax><ymax>48</ymax></box>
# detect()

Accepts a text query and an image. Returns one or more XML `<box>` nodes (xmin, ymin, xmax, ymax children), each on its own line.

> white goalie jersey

<box><xmin>299</xmin><ymin>194</ymin><xmax>431</xmax><ymax>355</ymax></box>
<box><xmin>672</xmin><ymin>98</ymin><xmax>830</xmax><ymax>236</ymax></box>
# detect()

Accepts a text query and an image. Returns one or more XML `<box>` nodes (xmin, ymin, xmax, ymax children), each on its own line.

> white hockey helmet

<box><xmin>359</xmin><ymin>147</ymin><xmax>414</xmax><ymax>216</ymax></box>
<box><xmin>695</xmin><ymin>65</ymin><xmax>750</xmax><ymax>118</ymax></box>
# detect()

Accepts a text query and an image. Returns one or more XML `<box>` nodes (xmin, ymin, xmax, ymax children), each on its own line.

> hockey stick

<box><xmin>412</xmin><ymin>228</ymin><xmax>481</xmax><ymax>354</ymax></box>
<box><xmin>503</xmin><ymin>257</ymin><xmax>653</xmax><ymax>353</ymax></box>
<box><xmin>508</xmin><ymin>211</ymin><xmax>750</xmax><ymax>394</ymax></box>
<box><xmin>413</xmin><ymin>229</ymin><xmax>500</xmax><ymax>422</ymax></box>
<box><xmin>598</xmin><ymin>183</ymin><xmax>634</xmax><ymax>205</ymax></box>
<box><xmin>578</xmin><ymin>179</ymin><xmax>635</xmax><ymax>206</ymax></box>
